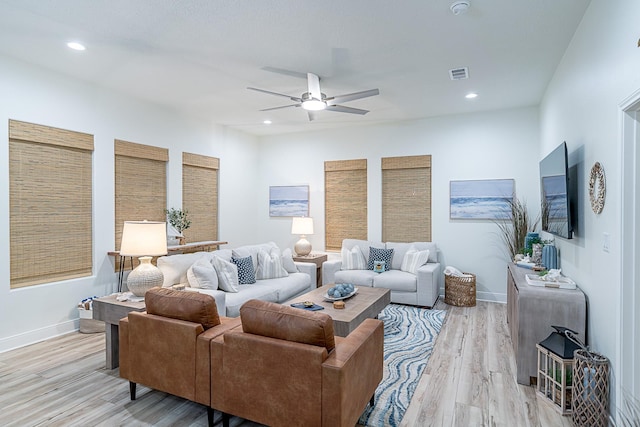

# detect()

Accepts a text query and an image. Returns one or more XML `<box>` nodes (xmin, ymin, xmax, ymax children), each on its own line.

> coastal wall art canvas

<box><xmin>450</xmin><ymin>179</ymin><xmax>514</xmax><ymax>219</ymax></box>
<box><xmin>269</xmin><ymin>185</ymin><xmax>309</xmax><ymax>217</ymax></box>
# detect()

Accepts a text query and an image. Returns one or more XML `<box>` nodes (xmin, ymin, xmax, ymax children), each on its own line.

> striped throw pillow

<box><xmin>256</xmin><ymin>248</ymin><xmax>289</xmax><ymax>280</ymax></box>
<box><xmin>341</xmin><ymin>245</ymin><xmax>367</xmax><ymax>270</ymax></box>
<box><xmin>401</xmin><ymin>246</ymin><xmax>430</xmax><ymax>274</ymax></box>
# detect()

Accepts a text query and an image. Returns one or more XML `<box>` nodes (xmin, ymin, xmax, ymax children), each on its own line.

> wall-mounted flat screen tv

<box><xmin>540</xmin><ymin>142</ymin><xmax>573</xmax><ymax>239</ymax></box>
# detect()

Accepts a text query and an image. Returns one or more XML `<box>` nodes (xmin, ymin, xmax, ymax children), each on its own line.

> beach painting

<box><xmin>269</xmin><ymin>185</ymin><xmax>309</xmax><ymax>217</ymax></box>
<box><xmin>450</xmin><ymin>179</ymin><xmax>514</xmax><ymax>220</ymax></box>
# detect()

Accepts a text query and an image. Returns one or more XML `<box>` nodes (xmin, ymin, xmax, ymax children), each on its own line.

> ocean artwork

<box><xmin>269</xmin><ymin>185</ymin><xmax>309</xmax><ymax>217</ymax></box>
<box><xmin>450</xmin><ymin>179</ymin><xmax>514</xmax><ymax>220</ymax></box>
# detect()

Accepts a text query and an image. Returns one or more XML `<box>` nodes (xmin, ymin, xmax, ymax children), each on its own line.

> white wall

<box><xmin>539</xmin><ymin>0</ymin><xmax>640</xmax><ymax>403</ymax></box>
<box><xmin>0</xmin><ymin>55</ymin><xmax>259</xmax><ymax>351</ymax></box>
<box><xmin>256</xmin><ymin>107</ymin><xmax>541</xmax><ymax>302</ymax></box>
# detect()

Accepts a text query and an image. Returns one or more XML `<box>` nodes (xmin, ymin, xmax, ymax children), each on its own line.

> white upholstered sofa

<box><xmin>322</xmin><ymin>239</ymin><xmax>441</xmax><ymax>308</ymax></box>
<box><xmin>156</xmin><ymin>242</ymin><xmax>316</xmax><ymax>317</ymax></box>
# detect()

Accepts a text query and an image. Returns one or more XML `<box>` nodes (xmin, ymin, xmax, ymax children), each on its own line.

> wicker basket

<box><xmin>444</xmin><ymin>273</ymin><xmax>476</xmax><ymax>307</ymax></box>
<box><xmin>572</xmin><ymin>350</ymin><xmax>609</xmax><ymax>427</ymax></box>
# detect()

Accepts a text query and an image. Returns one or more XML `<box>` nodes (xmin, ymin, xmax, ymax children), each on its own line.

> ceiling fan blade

<box><xmin>261</xmin><ymin>66</ymin><xmax>308</xmax><ymax>80</ymax></box>
<box><xmin>326</xmin><ymin>89</ymin><xmax>380</xmax><ymax>106</ymax></box>
<box><xmin>307</xmin><ymin>73</ymin><xmax>322</xmax><ymax>100</ymax></box>
<box><xmin>325</xmin><ymin>104</ymin><xmax>369</xmax><ymax>115</ymax></box>
<box><xmin>307</xmin><ymin>111</ymin><xmax>319</xmax><ymax>121</ymax></box>
<box><xmin>247</xmin><ymin>87</ymin><xmax>302</xmax><ymax>102</ymax></box>
<box><xmin>259</xmin><ymin>104</ymin><xmax>301</xmax><ymax>112</ymax></box>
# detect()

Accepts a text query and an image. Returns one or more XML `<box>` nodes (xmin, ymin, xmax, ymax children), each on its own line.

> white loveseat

<box><xmin>322</xmin><ymin>239</ymin><xmax>441</xmax><ymax>308</ymax></box>
<box><xmin>156</xmin><ymin>242</ymin><xmax>316</xmax><ymax>317</ymax></box>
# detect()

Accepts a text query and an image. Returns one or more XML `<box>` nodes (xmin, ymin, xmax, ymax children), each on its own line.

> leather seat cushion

<box><xmin>240</xmin><ymin>299</ymin><xmax>336</xmax><ymax>352</ymax></box>
<box><xmin>145</xmin><ymin>287</ymin><xmax>220</xmax><ymax>329</ymax></box>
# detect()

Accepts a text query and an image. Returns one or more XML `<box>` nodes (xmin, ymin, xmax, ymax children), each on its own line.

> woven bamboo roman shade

<box><xmin>114</xmin><ymin>139</ymin><xmax>168</xmax><ymax>267</ymax></box>
<box><xmin>324</xmin><ymin>159</ymin><xmax>367</xmax><ymax>251</ymax></box>
<box><xmin>382</xmin><ymin>155</ymin><xmax>432</xmax><ymax>242</ymax></box>
<box><xmin>9</xmin><ymin>120</ymin><xmax>94</xmax><ymax>288</ymax></box>
<box><xmin>182</xmin><ymin>152</ymin><xmax>219</xmax><ymax>242</ymax></box>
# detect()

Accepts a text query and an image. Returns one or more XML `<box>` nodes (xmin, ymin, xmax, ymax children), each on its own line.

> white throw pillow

<box><xmin>186</xmin><ymin>256</ymin><xmax>219</xmax><ymax>290</ymax></box>
<box><xmin>401</xmin><ymin>246</ymin><xmax>430</xmax><ymax>274</ymax></box>
<box><xmin>281</xmin><ymin>248</ymin><xmax>298</xmax><ymax>273</ymax></box>
<box><xmin>341</xmin><ymin>245</ymin><xmax>367</xmax><ymax>270</ymax></box>
<box><xmin>256</xmin><ymin>248</ymin><xmax>289</xmax><ymax>280</ymax></box>
<box><xmin>211</xmin><ymin>255</ymin><xmax>239</xmax><ymax>292</ymax></box>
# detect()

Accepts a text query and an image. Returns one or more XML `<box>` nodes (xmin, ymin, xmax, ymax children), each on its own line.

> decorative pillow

<box><xmin>211</xmin><ymin>256</ymin><xmax>239</xmax><ymax>292</ymax></box>
<box><xmin>186</xmin><ymin>256</ymin><xmax>219</xmax><ymax>289</ymax></box>
<box><xmin>401</xmin><ymin>246</ymin><xmax>431</xmax><ymax>274</ymax></box>
<box><xmin>368</xmin><ymin>247</ymin><xmax>394</xmax><ymax>271</ymax></box>
<box><xmin>256</xmin><ymin>248</ymin><xmax>289</xmax><ymax>280</ymax></box>
<box><xmin>232</xmin><ymin>255</ymin><xmax>256</xmax><ymax>284</ymax></box>
<box><xmin>341</xmin><ymin>245</ymin><xmax>367</xmax><ymax>270</ymax></box>
<box><xmin>281</xmin><ymin>248</ymin><xmax>298</xmax><ymax>273</ymax></box>
<box><xmin>145</xmin><ymin>287</ymin><xmax>220</xmax><ymax>330</ymax></box>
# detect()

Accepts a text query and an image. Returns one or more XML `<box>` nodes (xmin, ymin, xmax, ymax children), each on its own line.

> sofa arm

<box><xmin>416</xmin><ymin>262</ymin><xmax>441</xmax><ymax>308</ymax></box>
<box><xmin>322</xmin><ymin>318</ymin><xmax>384</xmax><ymax>426</ymax></box>
<box><xmin>322</xmin><ymin>259</ymin><xmax>342</xmax><ymax>286</ymax></box>
<box><xmin>294</xmin><ymin>261</ymin><xmax>316</xmax><ymax>291</ymax></box>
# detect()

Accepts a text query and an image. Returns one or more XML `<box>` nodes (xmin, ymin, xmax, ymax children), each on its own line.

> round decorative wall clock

<box><xmin>588</xmin><ymin>162</ymin><xmax>606</xmax><ymax>214</ymax></box>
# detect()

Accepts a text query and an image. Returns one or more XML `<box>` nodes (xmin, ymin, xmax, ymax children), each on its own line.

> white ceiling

<box><xmin>0</xmin><ymin>0</ymin><xmax>591</xmax><ymax>136</ymax></box>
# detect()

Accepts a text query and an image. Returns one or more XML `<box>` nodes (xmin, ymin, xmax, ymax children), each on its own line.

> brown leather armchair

<box><xmin>119</xmin><ymin>287</ymin><xmax>241</xmax><ymax>426</ymax></box>
<box><xmin>211</xmin><ymin>299</ymin><xmax>384</xmax><ymax>427</ymax></box>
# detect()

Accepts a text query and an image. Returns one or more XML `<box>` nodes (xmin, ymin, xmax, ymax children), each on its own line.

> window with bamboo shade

<box><xmin>324</xmin><ymin>159</ymin><xmax>367</xmax><ymax>251</ymax></box>
<box><xmin>9</xmin><ymin>120</ymin><xmax>94</xmax><ymax>288</ymax></box>
<box><xmin>381</xmin><ymin>155</ymin><xmax>432</xmax><ymax>242</ymax></box>
<box><xmin>114</xmin><ymin>139</ymin><xmax>168</xmax><ymax>269</ymax></box>
<box><xmin>182</xmin><ymin>152</ymin><xmax>219</xmax><ymax>242</ymax></box>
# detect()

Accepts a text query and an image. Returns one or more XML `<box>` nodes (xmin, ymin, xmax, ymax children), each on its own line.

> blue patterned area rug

<box><xmin>358</xmin><ymin>304</ymin><xmax>447</xmax><ymax>427</ymax></box>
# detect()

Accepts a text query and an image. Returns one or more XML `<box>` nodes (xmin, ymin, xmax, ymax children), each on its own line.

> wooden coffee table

<box><xmin>287</xmin><ymin>285</ymin><xmax>390</xmax><ymax>337</ymax></box>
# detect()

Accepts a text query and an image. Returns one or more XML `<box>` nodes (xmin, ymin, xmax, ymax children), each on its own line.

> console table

<box><xmin>506</xmin><ymin>263</ymin><xmax>586</xmax><ymax>385</ymax></box>
<box><xmin>93</xmin><ymin>295</ymin><xmax>145</xmax><ymax>370</ymax></box>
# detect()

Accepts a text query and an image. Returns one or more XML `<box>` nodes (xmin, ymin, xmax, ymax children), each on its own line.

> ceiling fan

<box><xmin>247</xmin><ymin>72</ymin><xmax>379</xmax><ymax>121</ymax></box>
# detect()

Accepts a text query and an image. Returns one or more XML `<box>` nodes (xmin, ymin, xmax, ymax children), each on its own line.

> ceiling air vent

<box><xmin>449</xmin><ymin>67</ymin><xmax>469</xmax><ymax>80</ymax></box>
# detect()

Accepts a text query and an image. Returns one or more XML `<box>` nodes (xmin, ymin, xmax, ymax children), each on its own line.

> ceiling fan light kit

<box><xmin>248</xmin><ymin>72</ymin><xmax>379</xmax><ymax>121</ymax></box>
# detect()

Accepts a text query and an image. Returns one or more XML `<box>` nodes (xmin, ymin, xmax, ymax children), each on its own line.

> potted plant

<box><xmin>494</xmin><ymin>196</ymin><xmax>540</xmax><ymax>260</ymax></box>
<box><xmin>165</xmin><ymin>208</ymin><xmax>191</xmax><ymax>244</ymax></box>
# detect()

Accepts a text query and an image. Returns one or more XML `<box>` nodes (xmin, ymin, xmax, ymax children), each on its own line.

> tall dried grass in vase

<box><xmin>494</xmin><ymin>197</ymin><xmax>539</xmax><ymax>260</ymax></box>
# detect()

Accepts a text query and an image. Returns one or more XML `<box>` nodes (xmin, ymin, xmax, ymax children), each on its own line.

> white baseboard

<box><xmin>439</xmin><ymin>290</ymin><xmax>507</xmax><ymax>304</ymax></box>
<box><xmin>0</xmin><ymin>319</ymin><xmax>79</xmax><ymax>353</ymax></box>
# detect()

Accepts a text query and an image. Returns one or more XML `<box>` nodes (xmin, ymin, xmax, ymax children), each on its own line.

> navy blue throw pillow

<box><xmin>232</xmin><ymin>256</ymin><xmax>256</xmax><ymax>284</ymax></box>
<box><xmin>367</xmin><ymin>247</ymin><xmax>394</xmax><ymax>272</ymax></box>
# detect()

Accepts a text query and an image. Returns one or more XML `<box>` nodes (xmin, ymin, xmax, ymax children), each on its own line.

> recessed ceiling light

<box><xmin>465</xmin><ymin>92</ymin><xmax>478</xmax><ymax>99</ymax></box>
<box><xmin>263</xmin><ymin>120</ymin><xmax>272</xmax><ymax>125</ymax></box>
<box><xmin>67</xmin><ymin>42</ymin><xmax>86</xmax><ymax>51</ymax></box>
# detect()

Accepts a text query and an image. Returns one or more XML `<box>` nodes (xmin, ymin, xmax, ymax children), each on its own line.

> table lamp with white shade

<box><xmin>291</xmin><ymin>217</ymin><xmax>314</xmax><ymax>256</ymax></box>
<box><xmin>120</xmin><ymin>220</ymin><xmax>168</xmax><ymax>297</ymax></box>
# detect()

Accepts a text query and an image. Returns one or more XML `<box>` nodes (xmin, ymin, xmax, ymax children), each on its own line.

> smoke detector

<box><xmin>450</xmin><ymin>1</ymin><xmax>470</xmax><ymax>15</ymax></box>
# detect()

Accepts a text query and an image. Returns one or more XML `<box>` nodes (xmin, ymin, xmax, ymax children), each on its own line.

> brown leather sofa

<box><xmin>211</xmin><ymin>299</ymin><xmax>384</xmax><ymax>427</ymax></box>
<box><xmin>119</xmin><ymin>287</ymin><xmax>241</xmax><ymax>427</ymax></box>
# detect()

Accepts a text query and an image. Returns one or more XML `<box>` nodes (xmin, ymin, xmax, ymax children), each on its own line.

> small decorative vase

<box><xmin>532</xmin><ymin>243</ymin><xmax>543</xmax><ymax>265</ymax></box>
<box><xmin>542</xmin><ymin>244</ymin><xmax>558</xmax><ymax>269</ymax></box>
<box><xmin>525</xmin><ymin>232</ymin><xmax>539</xmax><ymax>252</ymax></box>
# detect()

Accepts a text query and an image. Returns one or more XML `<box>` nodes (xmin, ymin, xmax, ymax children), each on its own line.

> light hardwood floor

<box><xmin>0</xmin><ymin>300</ymin><xmax>571</xmax><ymax>426</ymax></box>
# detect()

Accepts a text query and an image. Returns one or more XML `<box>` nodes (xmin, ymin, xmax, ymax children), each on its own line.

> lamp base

<box><xmin>127</xmin><ymin>256</ymin><xmax>164</xmax><ymax>297</ymax></box>
<box><xmin>295</xmin><ymin>236</ymin><xmax>312</xmax><ymax>256</ymax></box>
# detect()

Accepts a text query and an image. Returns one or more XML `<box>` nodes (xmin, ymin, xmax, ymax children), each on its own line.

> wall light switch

<box><xmin>603</xmin><ymin>232</ymin><xmax>610</xmax><ymax>253</ymax></box>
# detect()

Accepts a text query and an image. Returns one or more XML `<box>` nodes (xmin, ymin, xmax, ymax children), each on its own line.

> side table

<box><xmin>293</xmin><ymin>253</ymin><xmax>327</xmax><ymax>287</ymax></box>
<box><xmin>93</xmin><ymin>295</ymin><xmax>145</xmax><ymax>369</ymax></box>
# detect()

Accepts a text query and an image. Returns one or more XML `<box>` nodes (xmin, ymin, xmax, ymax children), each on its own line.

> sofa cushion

<box><xmin>212</xmin><ymin>256</ymin><xmax>239</xmax><ymax>293</ymax></box>
<box><xmin>145</xmin><ymin>287</ymin><xmax>220</xmax><ymax>330</ymax></box>
<box><xmin>255</xmin><ymin>248</ymin><xmax>288</xmax><ymax>280</ymax></box>
<box><xmin>335</xmin><ymin>269</ymin><xmax>377</xmax><ymax>287</ymax></box>
<box><xmin>341</xmin><ymin>245</ymin><xmax>367</xmax><ymax>270</ymax></box>
<box><xmin>401</xmin><ymin>246</ymin><xmax>430</xmax><ymax>274</ymax></box>
<box><xmin>281</xmin><ymin>248</ymin><xmax>298</xmax><ymax>273</ymax></box>
<box><xmin>342</xmin><ymin>239</ymin><xmax>384</xmax><ymax>265</ymax></box>
<box><xmin>187</xmin><ymin>256</ymin><xmax>219</xmax><ymax>289</ymax></box>
<box><xmin>240</xmin><ymin>299</ymin><xmax>335</xmax><ymax>352</ymax></box>
<box><xmin>233</xmin><ymin>242</ymin><xmax>278</xmax><ymax>271</ymax></box>
<box><xmin>367</xmin><ymin>247</ymin><xmax>394</xmax><ymax>272</ymax></box>
<box><xmin>224</xmin><ymin>284</ymin><xmax>280</xmax><ymax>317</ymax></box>
<box><xmin>373</xmin><ymin>270</ymin><xmax>417</xmax><ymax>292</ymax></box>
<box><xmin>263</xmin><ymin>272</ymin><xmax>310</xmax><ymax>301</ymax></box>
<box><xmin>386</xmin><ymin>242</ymin><xmax>438</xmax><ymax>269</ymax></box>
<box><xmin>232</xmin><ymin>255</ymin><xmax>257</xmax><ymax>284</ymax></box>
